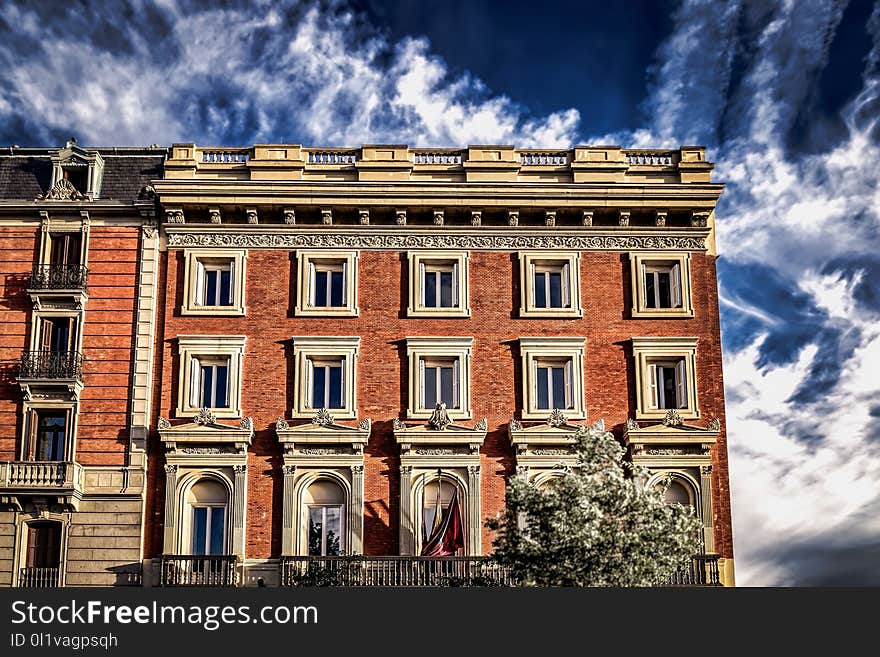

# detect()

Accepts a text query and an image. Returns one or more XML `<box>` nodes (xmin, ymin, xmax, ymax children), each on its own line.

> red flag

<box><xmin>421</xmin><ymin>487</ymin><xmax>464</xmax><ymax>556</ymax></box>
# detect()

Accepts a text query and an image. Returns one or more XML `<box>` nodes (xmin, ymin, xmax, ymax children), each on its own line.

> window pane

<box><xmin>549</xmin><ymin>272</ymin><xmax>563</xmax><ymax>307</ymax></box>
<box><xmin>328</xmin><ymin>366</ymin><xmax>343</xmax><ymax>409</ymax></box>
<box><xmin>440</xmin><ymin>366</ymin><xmax>455</xmax><ymax>407</ymax></box>
<box><xmin>219</xmin><ymin>269</ymin><xmax>232</xmax><ymax>306</ymax></box>
<box><xmin>325</xmin><ymin>507</ymin><xmax>342</xmax><ymax>556</ymax></box>
<box><xmin>36</xmin><ymin>413</ymin><xmax>66</xmax><ymax>461</ymax></box>
<box><xmin>660</xmin><ymin>366</ymin><xmax>677</xmax><ymax>408</ymax></box>
<box><xmin>308</xmin><ymin>507</ymin><xmax>323</xmax><ymax>556</ymax></box>
<box><xmin>205</xmin><ymin>270</ymin><xmax>217</xmax><ymax>305</ymax></box>
<box><xmin>314</xmin><ymin>271</ymin><xmax>328</xmax><ymax>306</ymax></box>
<box><xmin>192</xmin><ymin>507</ymin><xmax>207</xmax><ymax>555</ymax></box>
<box><xmin>424</xmin><ymin>366</ymin><xmax>437</xmax><ymax>407</ymax></box>
<box><xmin>330</xmin><ymin>271</ymin><xmax>344</xmax><ymax>307</ymax></box>
<box><xmin>312</xmin><ymin>366</ymin><xmax>326</xmax><ymax>408</ymax></box>
<box><xmin>551</xmin><ymin>367</ymin><xmax>566</xmax><ymax>408</ymax></box>
<box><xmin>209</xmin><ymin>509</ymin><xmax>225</xmax><ymax>555</ymax></box>
<box><xmin>440</xmin><ymin>271</ymin><xmax>453</xmax><ymax>307</ymax></box>
<box><xmin>658</xmin><ymin>272</ymin><xmax>671</xmax><ymax>308</ymax></box>
<box><xmin>425</xmin><ymin>271</ymin><xmax>437</xmax><ymax>307</ymax></box>
<box><xmin>214</xmin><ymin>365</ymin><xmax>229</xmax><ymax>408</ymax></box>
<box><xmin>201</xmin><ymin>365</ymin><xmax>213</xmax><ymax>407</ymax></box>
<box><xmin>645</xmin><ymin>272</ymin><xmax>656</xmax><ymax>308</ymax></box>
<box><xmin>536</xmin><ymin>367</ymin><xmax>549</xmax><ymax>409</ymax></box>
<box><xmin>534</xmin><ymin>272</ymin><xmax>546</xmax><ymax>307</ymax></box>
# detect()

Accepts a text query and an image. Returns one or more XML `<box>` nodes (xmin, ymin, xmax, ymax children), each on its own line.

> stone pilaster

<box><xmin>399</xmin><ymin>465</ymin><xmax>413</xmax><ymax>555</ymax></box>
<box><xmin>232</xmin><ymin>464</ymin><xmax>248</xmax><ymax>556</ymax></box>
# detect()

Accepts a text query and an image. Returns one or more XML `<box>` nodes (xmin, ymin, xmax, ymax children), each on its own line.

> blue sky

<box><xmin>2</xmin><ymin>0</ymin><xmax>879</xmax><ymax>585</ymax></box>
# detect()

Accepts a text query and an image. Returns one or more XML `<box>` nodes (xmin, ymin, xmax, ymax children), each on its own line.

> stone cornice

<box><xmin>166</xmin><ymin>228</ymin><xmax>709</xmax><ymax>252</ymax></box>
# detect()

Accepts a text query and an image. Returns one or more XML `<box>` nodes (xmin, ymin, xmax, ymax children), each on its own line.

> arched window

<box><xmin>305</xmin><ymin>480</ymin><xmax>345</xmax><ymax>556</ymax></box>
<box><xmin>421</xmin><ymin>479</ymin><xmax>456</xmax><ymax>544</ymax></box>
<box><xmin>187</xmin><ymin>479</ymin><xmax>228</xmax><ymax>555</ymax></box>
<box><xmin>663</xmin><ymin>479</ymin><xmax>694</xmax><ymax>508</ymax></box>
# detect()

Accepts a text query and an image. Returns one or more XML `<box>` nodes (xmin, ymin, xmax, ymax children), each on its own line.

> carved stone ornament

<box><xmin>618</xmin><ymin>210</ymin><xmax>631</xmax><ymax>227</ymax></box>
<box><xmin>427</xmin><ymin>402</ymin><xmax>452</xmax><ymax>431</ymax></box>
<box><xmin>164</xmin><ymin>464</ymin><xmax>178</xmax><ymax>475</ymax></box>
<box><xmin>691</xmin><ymin>212</ymin><xmax>709</xmax><ymax>227</ymax></box>
<box><xmin>165</xmin><ymin>209</ymin><xmax>185</xmax><ymax>223</ymax></box>
<box><xmin>283</xmin><ymin>209</ymin><xmax>296</xmax><ymax>225</ymax></box>
<box><xmin>545</xmin><ymin>210</ymin><xmax>556</xmax><ymax>227</ymax></box>
<box><xmin>38</xmin><ymin>178</ymin><xmax>85</xmax><ymax>201</ymax></box>
<box><xmin>180</xmin><ymin>446</ymin><xmax>236</xmax><ymax>455</ymax></box>
<box><xmin>246</xmin><ymin>209</ymin><xmax>259</xmax><ymax>224</ymax></box>
<box><xmin>137</xmin><ymin>184</ymin><xmax>156</xmax><ymax>200</ymax></box>
<box><xmin>312</xmin><ymin>408</ymin><xmax>334</xmax><ymax>426</ymax></box>
<box><xmin>358</xmin><ymin>418</ymin><xmax>371</xmax><ymax>431</ymax></box>
<box><xmin>400</xmin><ymin>464</ymin><xmax>413</xmax><ymax>475</ymax></box>
<box><xmin>700</xmin><ymin>465</ymin><xmax>713</xmax><ymax>477</ymax></box>
<box><xmin>300</xmin><ymin>447</ymin><xmax>345</xmax><ymax>455</ymax></box>
<box><xmin>194</xmin><ymin>407</ymin><xmax>217</xmax><ymax>426</ymax></box>
<box><xmin>474</xmin><ymin>418</ymin><xmax>488</xmax><ymax>432</ymax></box>
<box><xmin>582</xmin><ymin>210</ymin><xmax>594</xmax><ymax>226</ymax></box>
<box><xmin>282</xmin><ymin>464</ymin><xmax>297</xmax><ymax>476</ymax></box>
<box><xmin>662</xmin><ymin>409</ymin><xmax>684</xmax><ymax>427</ymax></box>
<box><xmin>507</xmin><ymin>210</ymin><xmax>519</xmax><ymax>227</ymax></box>
<box><xmin>141</xmin><ymin>224</ymin><xmax>158</xmax><ymax>239</ymax></box>
<box><xmin>515</xmin><ymin>465</ymin><xmax>530</xmax><ymax>476</ymax></box>
<box><xmin>167</xmin><ymin>232</ymin><xmax>707</xmax><ymax>252</ymax></box>
<box><xmin>509</xmin><ymin>418</ymin><xmax>523</xmax><ymax>432</ymax></box>
<box><xmin>321</xmin><ymin>209</ymin><xmax>333</xmax><ymax>225</ymax></box>
<box><xmin>275</xmin><ymin>416</ymin><xmax>290</xmax><ymax>430</ymax></box>
<box><xmin>626</xmin><ymin>418</ymin><xmax>640</xmax><ymax>431</ymax></box>
<box><xmin>433</xmin><ymin>209</ymin><xmax>444</xmax><ymax>226</ymax></box>
<box><xmin>707</xmin><ymin>418</ymin><xmax>721</xmax><ymax>431</ymax></box>
<box><xmin>546</xmin><ymin>409</ymin><xmax>568</xmax><ymax>427</ymax></box>
<box><xmin>233</xmin><ymin>464</ymin><xmax>247</xmax><ymax>474</ymax></box>
<box><xmin>358</xmin><ymin>209</ymin><xmax>370</xmax><ymax>225</ymax></box>
<box><xmin>392</xmin><ymin>417</ymin><xmax>406</xmax><ymax>431</ymax></box>
<box><xmin>532</xmin><ymin>448</ymin><xmax>568</xmax><ymax>456</ymax></box>
<box><xmin>395</xmin><ymin>209</ymin><xmax>407</xmax><ymax>225</ymax></box>
<box><xmin>655</xmin><ymin>210</ymin><xmax>668</xmax><ymax>227</ymax></box>
<box><xmin>470</xmin><ymin>210</ymin><xmax>482</xmax><ymax>226</ymax></box>
<box><xmin>239</xmin><ymin>417</ymin><xmax>253</xmax><ymax>431</ymax></box>
<box><xmin>590</xmin><ymin>418</ymin><xmax>606</xmax><ymax>433</ymax></box>
<box><xmin>157</xmin><ymin>416</ymin><xmax>171</xmax><ymax>430</ymax></box>
<box><xmin>351</xmin><ymin>465</ymin><xmax>364</xmax><ymax>475</ymax></box>
<box><xmin>208</xmin><ymin>208</ymin><xmax>222</xmax><ymax>224</ymax></box>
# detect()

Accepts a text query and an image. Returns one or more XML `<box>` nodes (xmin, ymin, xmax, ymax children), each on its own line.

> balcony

<box><xmin>279</xmin><ymin>554</ymin><xmax>721</xmax><ymax>587</ymax></box>
<box><xmin>17</xmin><ymin>567</ymin><xmax>60</xmax><ymax>588</ymax></box>
<box><xmin>29</xmin><ymin>264</ymin><xmax>89</xmax><ymax>292</ymax></box>
<box><xmin>159</xmin><ymin>555</ymin><xmax>239</xmax><ymax>586</ymax></box>
<box><xmin>19</xmin><ymin>350</ymin><xmax>84</xmax><ymax>381</ymax></box>
<box><xmin>0</xmin><ymin>461</ymin><xmax>84</xmax><ymax>511</ymax></box>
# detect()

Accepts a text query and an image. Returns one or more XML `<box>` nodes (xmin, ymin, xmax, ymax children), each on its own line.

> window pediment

<box><xmin>624</xmin><ymin>415</ymin><xmax>719</xmax><ymax>466</ymax></box>
<box><xmin>276</xmin><ymin>413</ymin><xmax>370</xmax><ymax>451</ymax></box>
<box><xmin>159</xmin><ymin>412</ymin><xmax>253</xmax><ymax>461</ymax></box>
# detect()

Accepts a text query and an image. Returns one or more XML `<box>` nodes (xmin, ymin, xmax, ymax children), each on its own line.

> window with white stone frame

<box><xmin>629</xmin><ymin>252</ymin><xmax>694</xmax><ymax>318</ymax></box>
<box><xmin>181</xmin><ymin>249</ymin><xmax>247</xmax><ymax>316</ymax></box>
<box><xmin>295</xmin><ymin>251</ymin><xmax>359</xmax><ymax>317</ymax></box>
<box><xmin>405</xmin><ymin>337</ymin><xmax>472</xmax><ymax>420</ymax></box>
<box><xmin>176</xmin><ymin>335</ymin><xmax>246</xmax><ymax>419</ymax></box>
<box><xmin>291</xmin><ymin>336</ymin><xmax>360</xmax><ymax>419</ymax></box>
<box><xmin>407</xmin><ymin>251</ymin><xmax>470</xmax><ymax>318</ymax></box>
<box><xmin>519</xmin><ymin>337</ymin><xmax>586</xmax><ymax>420</ymax></box>
<box><xmin>518</xmin><ymin>251</ymin><xmax>582</xmax><ymax>318</ymax></box>
<box><xmin>631</xmin><ymin>337</ymin><xmax>700</xmax><ymax>420</ymax></box>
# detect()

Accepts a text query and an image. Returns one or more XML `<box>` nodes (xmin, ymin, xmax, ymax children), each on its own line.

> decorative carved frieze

<box><xmin>299</xmin><ymin>447</ymin><xmax>347</xmax><ymax>455</ymax></box>
<box><xmin>645</xmin><ymin>447</ymin><xmax>701</xmax><ymax>456</ymax></box>
<box><xmin>351</xmin><ymin>465</ymin><xmax>364</xmax><ymax>475</ymax></box>
<box><xmin>414</xmin><ymin>448</ymin><xmax>460</xmax><ymax>455</ymax></box>
<box><xmin>166</xmin><ymin>231</ymin><xmax>707</xmax><ymax>252</ymax></box>
<box><xmin>180</xmin><ymin>446</ymin><xmax>237</xmax><ymax>455</ymax></box>
<box><xmin>532</xmin><ymin>448</ymin><xmax>569</xmax><ymax>456</ymax></box>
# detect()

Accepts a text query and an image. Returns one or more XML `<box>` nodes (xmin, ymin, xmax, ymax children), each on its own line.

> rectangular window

<box><xmin>49</xmin><ymin>233</ymin><xmax>82</xmax><ymax>266</ymax></box>
<box><xmin>25</xmin><ymin>523</ymin><xmax>61</xmax><ymax>569</ymax></box>
<box><xmin>310</xmin><ymin>262</ymin><xmax>346</xmax><ymax>308</ymax></box>
<box><xmin>419</xmin><ymin>358</ymin><xmax>460</xmax><ymax>409</ymax></box>
<box><xmin>649</xmin><ymin>360</ymin><xmax>688</xmax><ymax>409</ymax></box>
<box><xmin>308</xmin><ymin>506</ymin><xmax>343</xmax><ymax>556</ymax></box>
<box><xmin>191</xmin><ymin>506</ymin><xmax>226</xmax><ymax>555</ymax></box>
<box><xmin>643</xmin><ymin>264</ymin><xmax>682</xmax><ymax>309</ymax></box>
<box><xmin>39</xmin><ymin>317</ymin><xmax>76</xmax><ymax>353</ymax></box>
<box><xmin>192</xmin><ymin>358</ymin><xmax>230</xmax><ymax>408</ymax></box>
<box><xmin>28</xmin><ymin>411</ymin><xmax>67</xmax><ymax>461</ymax></box>
<box><xmin>532</xmin><ymin>263</ymin><xmax>570</xmax><ymax>309</ymax></box>
<box><xmin>420</xmin><ymin>262</ymin><xmax>458</xmax><ymax>308</ymax></box>
<box><xmin>198</xmin><ymin>262</ymin><xmax>234</xmax><ymax>307</ymax></box>
<box><xmin>534</xmin><ymin>360</ymin><xmax>573</xmax><ymax>410</ymax></box>
<box><xmin>308</xmin><ymin>359</ymin><xmax>345</xmax><ymax>409</ymax></box>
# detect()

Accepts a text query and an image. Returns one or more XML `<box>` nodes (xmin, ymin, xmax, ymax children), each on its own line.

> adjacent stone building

<box><xmin>1</xmin><ymin>142</ymin><xmax>735</xmax><ymax>587</ymax></box>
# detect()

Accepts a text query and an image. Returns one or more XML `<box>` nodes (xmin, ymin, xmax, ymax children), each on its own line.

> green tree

<box><xmin>486</xmin><ymin>420</ymin><xmax>702</xmax><ymax>586</ymax></box>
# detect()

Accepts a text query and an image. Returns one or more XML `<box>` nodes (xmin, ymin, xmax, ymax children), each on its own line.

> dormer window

<box><xmin>44</xmin><ymin>140</ymin><xmax>104</xmax><ymax>200</ymax></box>
<box><xmin>62</xmin><ymin>166</ymin><xmax>89</xmax><ymax>195</ymax></box>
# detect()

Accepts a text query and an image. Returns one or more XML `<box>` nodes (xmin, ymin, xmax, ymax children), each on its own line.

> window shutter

<box><xmin>453</xmin><ymin>358</ymin><xmax>460</xmax><ymax>407</ymax></box>
<box><xmin>452</xmin><ymin>262</ymin><xmax>459</xmax><ymax>307</ymax></box>
<box><xmin>532</xmin><ymin>359</ymin><xmax>539</xmax><ymax>407</ymax></box>
<box><xmin>25</xmin><ymin>524</ymin><xmax>39</xmax><ymax>568</ymax></box>
<box><xmin>190</xmin><ymin>357</ymin><xmax>201</xmax><ymax>407</ymax></box>
<box><xmin>529</xmin><ymin>263</ymin><xmax>536</xmax><ymax>305</ymax></box>
<box><xmin>671</xmin><ymin>263</ymin><xmax>682</xmax><ymax>308</ymax></box>
<box><xmin>307</xmin><ymin>262</ymin><xmax>316</xmax><ymax>307</ymax></box>
<box><xmin>564</xmin><ymin>359</ymin><xmax>573</xmax><ymax>409</ymax></box>
<box><xmin>340</xmin><ymin>357</ymin><xmax>346</xmax><ymax>408</ymax></box>
<box><xmin>648</xmin><ymin>363</ymin><xmax>659</xmax><ymax>409</ymax></box>
<box><xmin>229</xmin><ymin>260</ymin><xmax>236</xmax><ymax>305</ymax></box>
<box><xmin>419</xmin><ymin>358</ymin><xmax>426</xmax><ymax>407</ymax></box>
<box><xmin>66</xmin><ymin>316</ymin><xmax>76</xmax><ymax>351</ymax></box>
<box><xmin>562</xmin><ymin>262</ymin><xmax>571</xmax><ymax>307</ymax></box>
<box><xmin>62</xmin><ymin>407</ymin><xmax>72</xmax><ymax>460</ymax></box>
<box><xmin>304</xmin><ymin>359</ymin><xmax>313</xmax><ymax>409</ymax></box>
<box><xmin>25</xmin><ymin>409</ymin><xmax>38</xmax><ymax>460</ymax></box>
<box><xmin>676</xmin><ymin>360</ymin><xmax>688</xmax><ymax>408</ymax></box>
<box><xmin>419</xmin><ymin>262</ymin><xmax>426</xmax><ymax>307</ymax></box>
<box><xmin>641</xmin><ymin>264</ymin><xmax>648</xmax><ymax>305</ymax></box>
<box><xmin>194</xmin><ymin>260</ymin><xmax>205</xmax><ymax>306</ymax></box>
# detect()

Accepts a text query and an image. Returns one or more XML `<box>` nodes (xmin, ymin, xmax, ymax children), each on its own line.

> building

<box><xmin>0</xmin><ymin>142</ymin><xmax>734</xmax><ymax>587</ymax></box>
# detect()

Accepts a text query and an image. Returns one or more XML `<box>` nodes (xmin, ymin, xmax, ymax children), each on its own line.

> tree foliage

<box><xmin>486</xmin><ymin>420</ymin><xmax>702</xmax><ymax>586</ymax></box>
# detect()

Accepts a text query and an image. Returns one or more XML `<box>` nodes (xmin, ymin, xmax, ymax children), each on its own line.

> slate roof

<box><xmin>0</xmin><ymin>149</ymin><xmax>165</xmax><ymax>202</ymax></box>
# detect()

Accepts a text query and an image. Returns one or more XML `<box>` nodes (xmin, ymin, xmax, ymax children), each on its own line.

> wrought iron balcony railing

<box><xmin>160</xmin><ymin>555</ymin><xmax>238</xmax><ymax>586</ymax></box>
<box><xmin>30</xmin><ymin>264</ymin><xmax>89</xmax><ymax>291</ymax></box>
<box><xmin>18</xmin><ymin>567</ymin><xmax>60</xmax><ymax>588</ymax></box>
<box><xmin>19</xmin><ymin>350</ymin><xmax>84</xmax><ymax>381</ymax></box>
<box><xmin>281</xmin><ymin>556</ymin><xmax>515</xmax><ymax>587</ymax></box>
<box><xmin>664</xmin><ymin>553</ymin><xmax>721</xmax><ymax>586</ymax></box>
